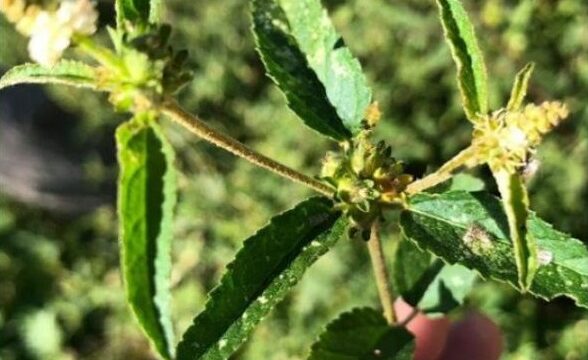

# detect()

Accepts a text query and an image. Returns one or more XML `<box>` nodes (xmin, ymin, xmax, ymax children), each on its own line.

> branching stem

<box><xmin>159</xmin><ymin>99</ymin><xmax>334</xmax><ymax>197</ymax></box>
<box><xmin>406</xmin><ymin>145</ymin><xmax>479</xmax><ymax>194</ymax></box>
<box><xmin>367</xmin><ymin>220</ymin><xmax>396</xmax><ymax>324</ymax></box>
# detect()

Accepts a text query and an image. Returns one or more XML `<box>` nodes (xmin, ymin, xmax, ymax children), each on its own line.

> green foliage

<box><xmin>252</xmin><ymin>0</ymin><xmax>371</xmax><ymax>139</ymax></box>
<box><xmin>436</xmin><ymin>0</ymin><xmax>489</xmax><ymax>121</ymax></box>
<box><xmin>176</xmin><ymin>198</ymin><xmax>346</xmax><ymax>360</ymax></box>
<box><xmin>400</xmin><ymin>191</ymin><xmax>588</xmax><ymax>308</ymax></box>
<box><xmin>251</xmin><ymin>0</ymin><xmax>351</xmax><ymax>141</ymax></box>
<box><xmin>1</xmin><ymin>0</ymin><xmax>588</xmax><ymax>359</ymax></box>
<box><xmin>0</xmin><ymin>61</ymin><xmax>98</xmax><ymax>90</ymax></box>
<box><xmin>116</xmin><ymin>0</ymin><xmax>162</xmax><ymax>27</ymax></box>
<box><xmin>418</xmin><ymin>263</ymin><xmax>477</xmax><ymax>315</ymax></box>
<box><xmin>507</xmin><ymin>63</ymin><xmax>535</xmax><ymax>111</ymax></box>
<box><xmin>493</xmin><ymin>171</ymin><xmax>535</xmax><ymax>290</ymax></box>
<box><xmin>392</xmin><ymin>238</ymin><xmax>476</xmax><ymax>315</ymax></box>
<box><xmin>116</xmin><ymin>115</ymin><xmax>177</xmax><ymax>359</ymax></box>
<box><xmin>308</xmin><ymin>307</ymin><xmax>414</xmax><ymax>360</ymax></box>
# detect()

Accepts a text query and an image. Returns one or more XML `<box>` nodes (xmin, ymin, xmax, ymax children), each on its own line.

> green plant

<box><xmin>1</xmin><ymin>0</ymin><xmax>587</xmax><ymax>359</ymax></box>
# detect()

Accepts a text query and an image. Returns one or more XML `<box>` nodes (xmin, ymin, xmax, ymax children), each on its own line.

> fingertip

<box><xmin>394</xmin><ymin>298</ymin><xmax>451</xmax><ymax>360</ymax></box>
<box><xmin>439</xmin><ymin>311</ymin><xmax>503</xmax><ymax>360</ymax></box>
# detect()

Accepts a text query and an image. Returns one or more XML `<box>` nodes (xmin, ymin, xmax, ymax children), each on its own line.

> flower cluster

<box><xmin>0</xmin><ymin>0</ymin><xmax>98</xmax><ymax>66</ymax></box>
<box><xmin>320</xmin><ymin>134</ymin><xmax>413</xmax><ymax>238</ymax></box>
<box><xmin>470</xmin><ymin>101</ymin><xmax>569</xmax><ymax>173</ymax></box>
<box><xmin>96</xmin><ymin>24</ymin><xmax>194</xmax><ymax>112</ymax></box>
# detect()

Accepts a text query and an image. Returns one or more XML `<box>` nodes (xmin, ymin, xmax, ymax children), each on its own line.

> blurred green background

<box><xmin>1</xmin><ymin>0</ymin><xmax>587</xmax><ymax>359</ymax></box>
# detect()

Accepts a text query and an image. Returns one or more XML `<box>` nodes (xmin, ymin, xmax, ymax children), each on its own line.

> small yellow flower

<box><xmin>471</xmin><ymin>101</ymin><xmax>569</xmax><ymax>173</ymax></box>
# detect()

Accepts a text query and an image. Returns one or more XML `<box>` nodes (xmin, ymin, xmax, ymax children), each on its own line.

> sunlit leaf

<box><xmin>436</xmin><ymin>0</ymin><xmax>488</xmax><ymax>121</ymax></box>
<box><xmin>116</xmin><ymin>115</ymin><xmax>176</xmax><ymax>359</ymax></box>
<box><xmin>493</xmin><ymin>170</ymin><xmax>536</xmax><ymax>290</ymax></box>
<box><xmin>176</xmin><ymin>197</ymin><xmax>347</xmax><ymax>360</ymax></box>
<box><xmin>507</xmin><ymin>63</ymin><xmax>535</xmax><ymax>111</ymax></box>
<box><xmin>400</xmin><ymin>191</ymin><xmax>588</xmax><ymax>309</ymax></box>
<box><xmin>0</xmin><ymin>61</ymin><xmax>97</xmax><ymax>90</ymax></box>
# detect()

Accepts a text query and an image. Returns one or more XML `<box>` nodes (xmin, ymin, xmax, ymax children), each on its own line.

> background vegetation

<box><xmin>1</xmin><ymin>0</ymin><xmax>587</xmax><ymax>358</ymax></box>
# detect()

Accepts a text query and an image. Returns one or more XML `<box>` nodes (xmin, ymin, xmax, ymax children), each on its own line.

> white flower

<box><xmin>56</xmin><ymin>0</ymin><xmax>98</xmax><ymax>35</ymax></box>
<box><xmin>499</xmin><ymin>125</ymin><xmax>528</xmax><ymax>152</ymax></box>
<box><xmin>28</xmin><ymin>12</ymin><xmax>72</xmax><ymax>66</ymax></box>
<box><xmin>27</xmin><ymin>0</ymin><xmax>98</xmax><ymax>66</ymax></box>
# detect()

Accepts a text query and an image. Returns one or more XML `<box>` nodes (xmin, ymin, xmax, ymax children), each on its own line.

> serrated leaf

<box><xmin>436</xmin><ymin>0</ymin><xmax>488</xmax><ymax>121</ymax></box>
<box><xmin>251</xmin><ymin>0</ymin><xmax>351</xmax><ymax>140</ymax></box>
<box><xmin>116</xmin><ymin>116</ymin><xmax>176</xmax><ymax>360</ymax></box>
<box><xmin>252</xmin><ymin>0</ymin><xmax>372</xmax><ymax>139</ymax></box>
<box><xmin>281</xmin><ymin>0</ymin><xmax>372</xmax><ymax>135</ymax></box>
<box><xmin>493</xmin><ymin>170</ymin><xmax>536</xmax><ymax>290</ymax></box>
<box><xmin>0</xmin><ymin>61</ymin><xmax>97</xmax><ymax>90</ymax></box>
<box><xmin>176</xmin><ymin>197</ymin><xmax>347</xmax><ymax>360</ymax></box>
<box><xmin>507</xmin><ymin>62</ymin><xmax>535</xmax><ymax>111</ymax></box>
<box><xmin>116</xmin><ymin>0</ymin><xmax>161</xmax><ymax>27</ymax></box>
<box><xmin>400</xmin><ymin>191</ymin><xmax>588</xmax><ymax>309</ymax></box>
<box><xmin>308</xmin><ymin>307</ymin><xmax>414</xmax><ymax>360</ymax></box>
<box><xmin>393</xmin><ymin>239</ymin><xmax>476</xmax><ymax>316</ymax></box>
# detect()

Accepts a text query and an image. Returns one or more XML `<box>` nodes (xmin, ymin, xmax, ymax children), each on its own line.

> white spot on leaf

<box><xmin>462</xmin><ymin>224</ymin><xmax>494</xmax><ymax>255</ymax></box>
<box><xmin>537</xmin><ymin>249</ymin><xmax>553</xmax><ymax>266</ymax></box>
<box><xmin>219</xmin><ymin>339</ymin><xmax>228</xmax><ymax>349</ymax></box>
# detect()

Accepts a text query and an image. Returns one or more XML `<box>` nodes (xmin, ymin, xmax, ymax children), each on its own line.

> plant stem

<box><xmin>367</xmin><ymin>220</ymin><xmax>396</xmax><ymax>325</ymax></box>
<box><xmin>159</xmin><ymin>99</ymin><xmax>334</xmax><ymax>197</ymax></box>
<box><xmin>406</xmin><ymin>145</ymin><xmax>479</xmax><ymax>194</ymax></box>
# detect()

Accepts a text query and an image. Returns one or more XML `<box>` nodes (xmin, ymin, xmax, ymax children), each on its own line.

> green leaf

<box><xmin>493</xmin><ymin>170</ymin><xmax>536</xmax><ymax>290</ymax></box>
<box><xmin>308</xmin><ymin>307</ymin><xmax>414</xmax><ymax>360</ymax></box>
<box><xmin>251</xmin><ymin>0</ymin><xmax>372</xmax><ymax>139</ymax></box>
<box><xmin>393</xmin><ymin>239</ymin><xmax>476</xmax><ymax>316</ymax></box>
<box><xmin>0</xmin><ymin>61</ymin><xmax>97</xmax><ymax>90</ymax></box>
<box><xmin>251</xmin><ymin>0</ymin><xmax>351</xmax><ymax>140</ymax></box>
<box><xmin>176</xmin><ymin>197</ymin><xmax>347</xmax><ymax>360</ymax></box>
<box><xmin>116</xmin><ymin>0</ymin><xmax>162</xmax><ymax>27</ymax></box>
<box><xmin>392</xmin><ymin>238</ymin><xmax>440</xmax><ymax>304</ymax></box>
<box><xmin>507</xmin><ymin>62</ymin><xmax>535</xmax><ymax>111</ymax></box>
<box><xmin>281</xmin><ymin>0</ymin><xmax>372</xmax><ymax>135</ymax></box>
<box><xmin>116</xmin><ymin>115</ymin><xmax>176</xmax><ymax>360</ymax></box>
<box><xmin>418</xmin><ymin>263</ymin><xmax>477</xmax><ymax>316</ymax></box>
<box><xmin>436</xmin><ymin>0</ymin><xmax>489</xmax><ymax>121</ymax></box>
<box><xmin>400</xmin><ymin>191</ymin><xmax>588</xmax><ymax>309</ymax></box>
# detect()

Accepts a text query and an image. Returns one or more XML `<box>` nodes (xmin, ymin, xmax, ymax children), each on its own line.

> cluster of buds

<box><xmin>320</xmin><ymin>134</ymin><xmax>413</xmax><ymax>239</ymax></box>
<box><xmin>0</xmin><ymin>0</ymin><xmax>98</xmax><ymax>66</ymax></box>
<box><xmin>98</xmin><ymin>24</ymin><xmax>193</xmax><ymax>112</ymax></box>
<box><xmin>470</xmin><ymin>101</ymin><xmax>569</xmax><ymax>173</ymax></box>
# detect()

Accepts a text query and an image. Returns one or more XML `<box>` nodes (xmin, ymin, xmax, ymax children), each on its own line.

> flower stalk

<box><xmin>367</xmin><ymin>220</ymin><xmax>397</xmax><ymax>324</ymax></box>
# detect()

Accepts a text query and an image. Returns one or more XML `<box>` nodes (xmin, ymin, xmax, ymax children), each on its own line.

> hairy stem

<box><xmin>159</xmin><ymin>99</ymin><xmax>334</xmax><ymax>197</ymax></box>
<box><xmin>406</xmin><ymin>145</ymin><xmax>479</xmax><ymax>194</ymax></box>
<box><xmin>367</xmin><ymin>221</ymin><xmax>396</xmax><ymax>324</ymax></box>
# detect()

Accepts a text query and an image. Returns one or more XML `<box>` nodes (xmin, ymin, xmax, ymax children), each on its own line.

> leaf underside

<box><xmin>176</xmin><ymin>197</ymin><xmax>347</xmax><ymax>360</ymax></box>
<box><xmin>436</xmin><ymin>0</ymin><xmax>488</xmax><ymax>121</ymax></box>
<box><xmin>0</xmin><ymin>61</ymin><xmax>98</xmax><ymax>90</ymax></box>
<box><xmin>116</xmin><ymin>117</ymin><xmax>176</xmax><ymax>359</ymax></box>
<box><xmin>308</xmin><ymin>307</ymin><xmax>414</xmax><ymax>360</ymax></box>
<box><xmin>252</xmin><ymin>0</ymin><xmax>371</xmax><ymax>140</ymax></box>
<box><xmin>400</xmin><ymin>191</ymin><xmax>588</xmax><ymax>309</ymax></box>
